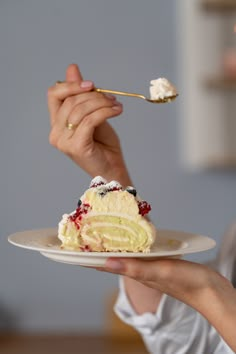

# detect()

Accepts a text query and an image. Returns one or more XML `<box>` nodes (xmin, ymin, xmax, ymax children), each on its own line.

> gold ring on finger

<box><xmin>66</xmin><ymin>121</ymin><xmax>77</xmax><ymax>131</ymax></box>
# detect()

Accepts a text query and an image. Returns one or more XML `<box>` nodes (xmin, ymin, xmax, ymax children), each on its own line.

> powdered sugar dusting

<box><xmin>90</xmin><ymin>176</ymin><xmax>107</xmax><ymax>188</ymax></box>
<box><xmin>97</xmin><ymin>185</ymin><xmax>108</xmax><ymax>196</ymax></box>
<box><xmin>106</xmin><ymin>181</ymin><xmax>122</xmax><ymax>191</ymax></box>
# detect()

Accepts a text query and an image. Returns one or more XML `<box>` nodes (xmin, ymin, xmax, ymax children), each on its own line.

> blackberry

<box><xmin>126</xmin><ymin>186</ymin><xmax>137</xmax><ymax>197</ymax></box>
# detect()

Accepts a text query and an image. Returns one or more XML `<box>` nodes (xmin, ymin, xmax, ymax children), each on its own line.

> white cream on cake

<box><xmin>58</xmin><ymin>176</ymin><xmax>156</xmax><ymax>253</ymax></box>
<box><xmin>149</xmin><ymin>78</ymin><xmax>177</xmax><ymax>100</ymax></box>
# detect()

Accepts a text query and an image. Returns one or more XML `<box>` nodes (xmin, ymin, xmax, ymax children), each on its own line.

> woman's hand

<box><xmin>103</xmin><ymin>257</ymin><xmax>232</xmax><ymax>310</ymax></box>
<box><xmin>102</xmin><ymin>257</ymin><xmax>236</xmax><ymax>351</ymax></box>
<box><xmin>47</xmin><ymin>64</ymin><xmax>131</xmax><ymax>185</ymax></box>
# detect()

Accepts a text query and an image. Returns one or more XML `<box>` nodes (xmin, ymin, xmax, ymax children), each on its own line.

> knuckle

<box><xmin>67</xmin><ymin>141</ymin><xmax>83</xmax><ymax>160</ymax></box>
<box><xmin>87</xmin><ymin>109</ymin><xmax>106</xmax><ymax>125</ymax></box>
<box><xmin>69</xmin><ymin>105</ymin><xmax>83</xmax><ymax>123</ymax></box>
<box><xmin>94</xmin><ymin>91</ymin><xmax>108</xmax><ymax>100</ymax></box>
<box><xmin>158</xmin><ymin>261</ymin><xmax>174</xmax><ymax>281</ymax></box>
<box><xmin>82</xmin><ymin>114</ymin><xmax>93</xmax><ymax>128</ymax></box>
<box><xmin>56</xmin><ymin>138</ymin><xmax>67</xmax><ymax>153</ymax></box>
<box><xmin>127</xmin><ymin>261</ymin><xmax>147</xmax><ymax>281</ymax></box>
<box><xmin>64</xmin><ymin>96</ymin><xmax>76</xmax><ymax>109</ymax></box>
<box><xmin>127</xmin><ymin>260</ymin><xmax>175</xmax><ymax>284</ymax></box>
<box><xmin>70</xmin><ymin>145</ymin><xmax>81</xmax><ymax>158</ymax></box>
<box><xmin>49</xmin><ymin>130</ymin><xmax>58</xmax><ymax>146</ymax></box>
<box><xmin>96</xmin><ymin>107</ymin><xmax>116</xmax><ymax>121</ymax></box>
<box><xmin>47</xmin><ymin>86</ymin><xmax>54</xmax><ymax>98</ymax></box>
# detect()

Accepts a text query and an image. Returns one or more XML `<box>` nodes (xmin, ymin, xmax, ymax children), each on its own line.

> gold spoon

<box><xmin>94</xmin><ymin>87</ymin><xmax>178</xmax><ymax>103</ymax></box>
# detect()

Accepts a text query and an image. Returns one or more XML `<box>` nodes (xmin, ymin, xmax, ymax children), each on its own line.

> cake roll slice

<box><xmin>58</xmin><ymin>177</ymin><xmax>156</xmax><ymax>252</ymax></box>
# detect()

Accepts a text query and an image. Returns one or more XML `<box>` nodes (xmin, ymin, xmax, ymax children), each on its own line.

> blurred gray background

<box><xmin>1</xmin><ymin>0</ymin><xmax>236</xmax><ymax>333</ymax></box>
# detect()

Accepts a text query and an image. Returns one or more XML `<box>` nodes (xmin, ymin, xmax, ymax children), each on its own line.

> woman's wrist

<box><xmin>192</xmin><ymin>270</ymin><xmax>236</xmax><ymax>331</ymax></box>
<box><xmin>94</xmin><ymin>161</ymin><xmax>132</xmax><ymax>187</ymax></box>
<box><xmin>197</xmin><ymin>274</ymin><xmax>236</xmax><ymax>351</ymax></box>
<box><xmin>207</xmin><ymin>276</ymin><xmax>235</xmax><ymax>315</ymax></box>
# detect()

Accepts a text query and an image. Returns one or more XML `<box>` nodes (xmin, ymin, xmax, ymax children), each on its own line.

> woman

<box><xmin>47</xmin><ymin>63</ymin><xmax>236</xmax><ymax>353</ymax></box>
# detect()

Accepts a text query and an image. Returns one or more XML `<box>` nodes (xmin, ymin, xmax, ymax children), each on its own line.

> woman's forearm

<box><xmin>123</xmin><ymin>276</ymin><xmax>163</xmax><ymax>314</ymax></box>
<box><xmin>107</xmin><ymin>257</ymin><xmax>236</xmax><ymax>351</ymax></box>
<box><xmin>197</xmin><ymin>274</ymin><xmax>236</xmax><ymax>352</ymax></box>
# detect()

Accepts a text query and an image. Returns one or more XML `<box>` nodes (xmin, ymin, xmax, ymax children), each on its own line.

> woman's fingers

<box><xmin>70</xmin><ymin>103</ymin><xmax>122</xmax><ymax>148</ymax></box>
<box><xmin>52</xmin><ymin>104</ymin><xmax>123</xmax><ymax>155</ymax></box>
<box><xmin>68</xmin><ymin>96</ymin><xmax>122</xmax><ymax>128</ymax></box>
<box><xmin>103</xmin><ymin>257</ymin><xmax>213</xmax><ymax>303</ymax></box>
<box><xmin>66</xmin><ymin>63</ymin><xmax>83</xmax><ymax>82</ymax></box>
<box><xmin>51</xmin><ymin>91</ymin><xmax>118</xmax><ymax>134</ymax></box>
<box><xmin>49</xmin><ymin>92</ymin><xmax>122</xmax><ymax>150</ymax></box>
<box><xmin>104</xmin><ymin>258</ymin><xmax>155</xmax><ymax>281</ymax></box>
<box><xmin>48</xmin><ymin>63</ymin><xmax>86</xmax><ymax>124</ymax></box>
<box><xmin>48</xmin><ymin>80</ymin><xmax>94</xmax><ymax>126</ymax></box>
<box><xmin>48</xmin><ymin>63</ymin><xmax>123</xmax><ymax>165</ymax></box>
<box><xmin>104</xmin><ymin>257</ymin><xmax>182</xmax><ymax>284</ymax></box>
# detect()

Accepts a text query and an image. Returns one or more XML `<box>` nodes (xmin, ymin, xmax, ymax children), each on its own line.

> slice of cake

<box><xmin>58</xmin><ymin>176</ymin><xmax>156</xmax><ymax>252</ymax></box>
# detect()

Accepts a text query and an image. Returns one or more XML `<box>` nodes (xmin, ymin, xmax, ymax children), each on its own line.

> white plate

<box><xmin>8</xmin><ymin>228</ymin><xmax>216</xmax><ymax>267</ymax></box>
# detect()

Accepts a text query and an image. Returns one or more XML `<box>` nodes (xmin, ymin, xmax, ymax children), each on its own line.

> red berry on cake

<box><xmin>138</xmin><ymin>201</ymin><xmax>151</xmax><ymax>216</ymax></box>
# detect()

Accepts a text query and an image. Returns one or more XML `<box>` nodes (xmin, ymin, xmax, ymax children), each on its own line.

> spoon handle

<box><xmin>94</xmin><ymin>88</ymin><xmax>145</xmax><ymax>100</ymax></box>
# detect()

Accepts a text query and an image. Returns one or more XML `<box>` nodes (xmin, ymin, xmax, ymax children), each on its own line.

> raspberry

<box><xmin>138</xmin><ymin>201</ymin><xmax>151</xmax><ymax>216</ymax></box>
<box><xmin>81</xmin><ymin>245</ymin><xmax>92</xmax><ymax>252</ymax></box>
<box><xmin>69</xmin><ymin>212</ymin><xmax>78</xmax><ymax>222</ymax></box>
<box><xmin>75</xmin><ymin>215</ymin><xmax>83</xmax><ymax>223</ymax></box>
<box><xmin>69</xmin><ymin>203</ymin><xmax>91</xmax><ymax>225</ymax></box>
<box><xmin>82</xmin><ymin>203</ymin><xmax>90</xmax><ymax>213</ymax></box>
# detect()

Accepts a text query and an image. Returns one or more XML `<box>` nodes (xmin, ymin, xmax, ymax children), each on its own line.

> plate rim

<box><xmin>8</xmin><ymin>227</ymin><xmax>216</xmax><ymax>258</ymax></box>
